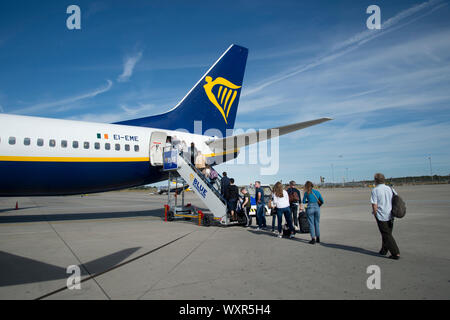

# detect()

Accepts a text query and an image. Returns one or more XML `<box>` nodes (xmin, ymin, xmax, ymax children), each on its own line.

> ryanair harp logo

<box><xmin>203</xmin><ymin>76</ymin><xmax>241</xmax><ymax>124</ymax></box>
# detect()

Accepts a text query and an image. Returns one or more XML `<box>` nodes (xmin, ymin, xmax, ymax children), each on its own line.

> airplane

<box><xmin>0</xmin><ymin>44</ymin><xmax>331</xmax><ymax>197</ymax></box>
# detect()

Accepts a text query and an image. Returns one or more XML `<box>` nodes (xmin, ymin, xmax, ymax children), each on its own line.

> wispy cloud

<box><xmin>117</xmin><ymin>51</ymin><xmax>143</xmax><ymax>82</ymax></box>
<box><xmin>243</xmin><ymin>0</ymin><xmax>446</xmax><ymax>97</ymax></box>
<box><xmin>120</xmin><ymin>103</ymin><xmax>155</xmax><ymax>116</ymax></box>
<box><xmin>12</xmin><ymin>80</ymin><xmax>113</xmax><ymax>115</ymax></box>
<box><xmin>68</xmin><ymin>105</ymin><xmax>153</xmax><ymax>124</ymax></box>
<box><xmin>68</xmin><ymin>102</ymin><xmax>156</xmax><ymax>124</ymax></box>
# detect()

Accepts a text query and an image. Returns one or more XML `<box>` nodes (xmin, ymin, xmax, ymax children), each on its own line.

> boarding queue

<box><xmin>222</xmin><ymin>177</ymin><xmax>326</xmax><ymax>244</ymax></box>
<box><xmin>265</xmin><ymin>180</ymin><xmax>324</xmax><ymax>243</ymax></box>
<box><xmin>200</xmin><ymin>166</ymin><xmax>402</xmax><ymax>260</ymax></box>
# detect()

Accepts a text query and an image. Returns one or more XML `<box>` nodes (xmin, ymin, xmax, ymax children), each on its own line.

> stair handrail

<box><xmin>178</xmin><ymin>150</ymin><xmax>227</xmax><ymax>204</ymax></box>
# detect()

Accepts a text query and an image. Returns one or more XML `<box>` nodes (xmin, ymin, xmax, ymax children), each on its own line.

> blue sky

<box><xmin>1</xmin><ymin>0</ymin><xmax>450</xmax><ymax>185</ymax></box>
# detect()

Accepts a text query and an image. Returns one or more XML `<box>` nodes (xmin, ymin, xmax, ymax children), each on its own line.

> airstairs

<box><xmin>162</xmin><ymin>147</ymin><xmax>240</xmax><ymax>226</ymax></box>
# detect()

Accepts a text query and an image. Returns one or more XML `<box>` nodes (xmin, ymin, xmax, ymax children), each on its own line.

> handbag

<box><xmin>311</xmin><ymin>190</ymin><xmax>323</xmax><ymax>207</ymax></box>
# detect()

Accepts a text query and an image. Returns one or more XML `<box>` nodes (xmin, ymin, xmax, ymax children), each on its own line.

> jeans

<box><xmin>306</xmin><ymin>203</ymin><xmax>320</xmax><ymax>238</ymax></box>
<box><xmin>244</xmin><ymin>207</ymin><xmax>251</xmax><ymax>226</ymax></box>
<box><xmin>290</xmin><ymin>203</ymin><xmax>299</xmax><ymax>227</ymax></box>
<box><xmin>256</xmin><ymin>203</ymin><xmax>266</xmax><ymax>228</ymax></box>
<box><xmin>271</xmin><ymin>209</ymin><xmax>277</xmax><ymax>231</ymax></box>
<box><xmin>376</xmin><ymin>218</ymin><xmax>400</xmax><ymax>256</ymax></box>
<box><xmin>277</xmin><ymin>207</ymin><xmax>295</xmax><ymax>234</ymax></box>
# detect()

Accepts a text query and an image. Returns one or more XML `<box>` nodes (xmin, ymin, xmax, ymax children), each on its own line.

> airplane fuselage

<box><xmin>0</xmin><ymin>114</ymin><xmax>224</xmax><ymax>196</ymax></box>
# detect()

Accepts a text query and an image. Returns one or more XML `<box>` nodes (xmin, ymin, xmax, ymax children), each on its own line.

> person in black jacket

<box><xmin>287</xmin><ymin>181</ymin><xmax>301</xmax><ymax>231</ymax></box>
<box><xmin>221</xmin><ymin>172</ymin><xmax>230</xmax><ymax>196</ymax></box>
<box><xmin>226</xmin><ymin>178</ymin><xmax>239</xmax><ymax>221</ymax></box>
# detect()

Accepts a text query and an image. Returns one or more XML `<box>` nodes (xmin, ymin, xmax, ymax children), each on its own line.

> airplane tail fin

<box><xmin>114</xmin><ymin>44</ymin><xmax>248</xmax><ymax>137</ymax></box>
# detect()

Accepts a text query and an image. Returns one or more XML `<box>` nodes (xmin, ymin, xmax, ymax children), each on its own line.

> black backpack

<box><xmin>391</xmin><ymin>187</ymin><xmax>406</xmax><ymax>218</ymax></box>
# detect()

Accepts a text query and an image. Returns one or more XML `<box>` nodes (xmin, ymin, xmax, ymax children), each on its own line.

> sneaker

<box><xmin>294</xmin><ymin>226</ymin><xmax>300</xmax><ymax>231</ymax></box>
<box><xmin>278</xmin><ymin>234</ymin><xmax>282</xmax><ymax>238</ymax></box>
<box><xmin>289</xmin><ymin>233</ymin><xmax>295</xmax><ymax>238</ymax></box>
<box><xmin>309</xmin><ymin>239</ymin><xmax>316</xmax><ymax>245</ymax></box>
<box><xmin>256</xmin><ymin>227</ymin><xmax>261</xmax><ymax>231</ymax></box>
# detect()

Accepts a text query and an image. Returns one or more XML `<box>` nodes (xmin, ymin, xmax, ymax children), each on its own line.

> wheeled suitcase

<box><xmin>298</xmin><ymin>210</ymin><xmax>310</xmax><ymax>233</ymax></box>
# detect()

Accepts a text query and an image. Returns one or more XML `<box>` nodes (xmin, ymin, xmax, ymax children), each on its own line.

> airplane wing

<box><xmin>206</xmin><ymin>117</ymin><xmax>332</xmax><ymax>150</ymax></box>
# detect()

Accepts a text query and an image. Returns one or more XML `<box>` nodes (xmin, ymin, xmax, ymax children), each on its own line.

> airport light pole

<box><xmin>428</xmin><ymin>155</ymin><xmax>433</xmax><ymax>181</ymax></box>
<box><xmin>331</xmin><ymin>163</ymin><xmax>334</xmax><ymax>186</ymax></box>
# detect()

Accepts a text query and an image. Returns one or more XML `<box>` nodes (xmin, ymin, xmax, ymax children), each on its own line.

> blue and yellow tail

<box><xmin>115</xmin><ymin>44</ymin><xmax>248</xmax><ymax>137</ymax></box>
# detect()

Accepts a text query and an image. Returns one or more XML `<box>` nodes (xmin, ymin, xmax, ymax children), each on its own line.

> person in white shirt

<box><xmin>370</xmin><ymin>173</ymin><xmax>400</xmax><ymax>260</ymax></box>
<box><xmin>272</xmin><ymin>182</ymin><xmax>295</xmax><ymax>238</ymax></box>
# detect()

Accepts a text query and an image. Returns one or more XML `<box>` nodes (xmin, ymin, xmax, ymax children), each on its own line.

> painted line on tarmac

<box><xmin>35</xmin><ymin>231</ymin><xmax>194</xmax><ymax>300</ymax></box>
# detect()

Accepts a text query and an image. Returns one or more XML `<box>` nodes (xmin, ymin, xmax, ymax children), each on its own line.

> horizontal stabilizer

<box><xmin>206</xmin><ymin>117</ymin><xmax>332</xmax><ymax>150</ymax></box>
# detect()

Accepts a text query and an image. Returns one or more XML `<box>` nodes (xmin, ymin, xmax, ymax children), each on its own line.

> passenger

<box><xmin>371</xmin><ymin>173</ymin><xmax>400</xmax><ymax>260</ymax></box>
<box><xmin>255</xmin><ymin>181</ymin><xmax>267</xmax><ymax>230</ymax></box>
<box><xmin>272</xmin><ymin>182</ymin><xmax>295</xmax><ymax>238</ymax></box>
<box><xmin>209</xmin><ymin>166</ymin><xmax>219</xmax><ymax>186</ymax></box>
<box><xmin>270</xmin><ymin>194</ymin><xmax>278</xmax><ymax>233</ymax></box>
<box><xmin>301</xmin><ymin>181</ymin><xmax>324</xmax><ymax>244</ymax></box>
<box><xmin>240</xmin><ymin>187</ymin><xmax>251</xmax><ymax>227</ymax></box>
<box><xmin>226</xmin><ymin>178</ymin><xmax>239</xmax><ymax>221</ymax></box>
<box><xmin>165</xmin><ymin>136</ymin><xmax>172</xmax><ymax>148</ymax></box>
<box><xmin>195</xmin><ymin>151</ymin><xmax>206</xmax><ymax>171</ymax></box>
<box><xmin>287</xmin><ymin>181</ymin><xmax>301</xmax><ymax>231</ymax></box>
<box><xmin>221</xmin><ymin>172</ymin><xmax>230</xmax><ymax>197</ymax></box>
<box><xmin>188</xmin><ymin>142</ymin><xmax>197</xmax><ymax>164</ymax></box>
<box><xmin>203</xmin><ymin>164</ymin><xmax>211</xmax><ymax>180</ymax></box>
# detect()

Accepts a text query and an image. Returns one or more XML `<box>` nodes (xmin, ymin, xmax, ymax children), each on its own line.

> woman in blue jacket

<box><xmin>301</xmin><ymin>181</ymin><xmax>324</xmax><ymax>244</ymax></box>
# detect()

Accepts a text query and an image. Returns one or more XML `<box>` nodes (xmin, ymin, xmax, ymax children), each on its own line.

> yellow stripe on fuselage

<box><xmin>0</xmin><ymin>156</ymin><xmax>150</xmax><ymax>162</ymax></box>
<box><xmin>0</xmin><ymin>148</ymin><xmax>239</xmax><ymax>163</ymax></box>
<box><xmin>203</xmin><ymin>149</ymin><xmax>239</xmax><ymax>158</ymax></box>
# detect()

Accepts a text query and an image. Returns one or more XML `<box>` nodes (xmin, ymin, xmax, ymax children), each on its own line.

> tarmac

<box><xmin>0</xmin><ymin>184</ymin><xmax>449</xmax><ymax>300</ymax></box>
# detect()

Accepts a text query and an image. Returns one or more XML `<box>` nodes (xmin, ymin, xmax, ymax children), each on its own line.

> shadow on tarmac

<box><xmin>247</xmin><ymin>228</ymin><xmax>381</xmax><ymax>258</ymax></box>
<box><xmin>0</xmin><ymin>247</ymin><xmax>141</xmax><ymax>287</ymax></box>
<box><xmin>0</xmin><ymin>209</ymin><xmax>164</xmax><ymax>223</ymax></box>
<box><xmin>0</xmin><ymin>206</ymin><xmax>41</xmax><ymax>214</ymax></box>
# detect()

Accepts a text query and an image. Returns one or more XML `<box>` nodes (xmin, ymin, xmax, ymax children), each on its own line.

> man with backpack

<box><xmin>370</xmin><ymin>173</ymin><xmax>401</xmax><ymax>260</ymax></box>
<box><xmin>287</xmin><ymin>181</ymin><xmax>301</xmax><ymax>231</ymax></box>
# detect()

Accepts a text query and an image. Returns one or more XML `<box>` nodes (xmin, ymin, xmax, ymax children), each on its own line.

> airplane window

<box><xmin>94</xmin><ymin>142</ymin><xmax>100</xmax><ymax>150</ymax></box>
<box><xmin>115</xmin><ymin>144</ymin><xmax>120</xmax><ymax>151</ymax></box>
<box><xmin>37</xmin><ymin>138</ymin><xmax>44</xmax><ymax>147</ymax></box>
<box><xmin>125</xmin><ymin>144</ymin><xmax>130</xmax><ymax>151</ymax></box>
<box><xmin>9</xmin><ymin>137</ymin><xmax>16</xmax><ymax>145</ymax></box>
<box><xmin>73</xmin><ymin>141</ymin><xmax>79</xmax><ymax>148</ymax></box>
<box><xmin>61</xmin><ymin>140</ymin><xmax>67</xmax><ymax>148</ymax></box>
<box><xmin>134</xmin><ymin>145</ymin><xmax>139</xmax><ymax>152</ymax></box>
<box><xmin>105</xmin><ymin>143</ymin><xmax>111</xmax><ymax>150</ymax></box>
<box><xmin>84</xmin><ymin>142</ymin><xmax>90</xmax><ymax>149</ymax></box>
<box><xmin>24</xmin><ymin>138</ymin><xmax>31</xmax><ymax>146</ymax></box>
<box><xmin>49</xmin><ymin>139</ymin><xmax>56</xmax><ymax>147</ymax></box>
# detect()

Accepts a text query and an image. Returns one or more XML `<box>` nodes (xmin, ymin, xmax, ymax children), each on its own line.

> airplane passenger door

<box><xmin>149</xmin><ymin>131</ymin><xmax>167</xmax><ymax>166</ymax></box>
